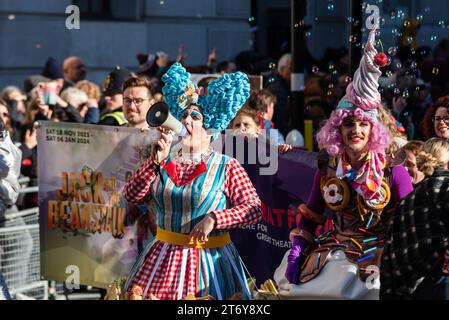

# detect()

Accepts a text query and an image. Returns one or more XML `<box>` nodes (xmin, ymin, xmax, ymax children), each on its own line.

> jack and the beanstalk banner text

<box><xmin>38</xmin><ymin>122</ymin><xmax>323</xmax><ymax>289</ymax></box>
<box><xmin>38</xmin><ymin>121</ymin><xmax>159</xmax><ymax>289</ymax></box>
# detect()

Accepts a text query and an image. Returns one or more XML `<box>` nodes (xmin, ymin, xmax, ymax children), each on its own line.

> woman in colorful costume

<box><xmin>123</xmin><ymin>63</ymin><xmax>262</xmax><ymax>300</ymax></box>
<box><xmin>273</xmin><ymin>28</ymin><xmax>413</xmax><ymax>299</ymax></box>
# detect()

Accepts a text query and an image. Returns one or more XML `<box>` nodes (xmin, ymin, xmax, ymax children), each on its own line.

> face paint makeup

<box><xmin>182</xmin><ymin>109</ymin><xmax>203</xmax><ymax>121</ymax></box>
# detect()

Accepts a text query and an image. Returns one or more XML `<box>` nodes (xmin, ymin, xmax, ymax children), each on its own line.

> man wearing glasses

<box><xmin>121</xmin><ymin>76</ymin><xmax>156</xmax><ymax>130</ymax></box>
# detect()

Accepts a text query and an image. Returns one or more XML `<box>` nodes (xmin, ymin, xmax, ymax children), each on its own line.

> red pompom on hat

<box><xmin>374</xmin><ymin>53</ymin><xmax>388</xmax><ymax>67</ymax></box>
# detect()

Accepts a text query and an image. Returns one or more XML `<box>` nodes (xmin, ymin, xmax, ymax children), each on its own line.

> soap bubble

<box><xmin>387</xmin><ymin>47</ymin><xmax>398</xmax><ymax>57</ymax></box>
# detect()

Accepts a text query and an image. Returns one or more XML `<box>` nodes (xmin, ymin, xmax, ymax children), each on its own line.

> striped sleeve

<box><xmin>213</xmin><ymin>158</ymin><xmax>262</xmax><ymax>229</ymax></box>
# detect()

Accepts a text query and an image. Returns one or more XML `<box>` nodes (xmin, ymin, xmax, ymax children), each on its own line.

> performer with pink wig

<box><xmin>273</xmin><ymin>28</ymin><xmax>413</xmax><ymax>299</ymax></box>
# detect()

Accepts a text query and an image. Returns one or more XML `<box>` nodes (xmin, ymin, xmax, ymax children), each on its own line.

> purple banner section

<box><xmin>220</xmin><ymin>136</ymin><xmax>322</xmax><ymax>285</ymax></box>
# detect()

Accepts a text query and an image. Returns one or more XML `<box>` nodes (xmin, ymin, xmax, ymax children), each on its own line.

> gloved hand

<box><xmin>285</xmin><ymin>235</ymin><xmax>310</xmax><ymax>284</ymax></box>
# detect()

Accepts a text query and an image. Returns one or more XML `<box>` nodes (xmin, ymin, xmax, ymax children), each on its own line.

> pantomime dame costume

<box><xmin>273</xmin><ymin>29</ymin><xmax>413</xmax><ymax>299</ymax></box>
<box><xmin>122</xmin><ymin>63</ymin><xmax>262</xmax><ymax>300</ymax></box>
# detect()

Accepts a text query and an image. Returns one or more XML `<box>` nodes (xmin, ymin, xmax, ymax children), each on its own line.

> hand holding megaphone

<box><xmin>151</xmin><ymin>128</ymin><xmax>173</xmax><ymax>165</ymax></box>
<box><xmin>146</xmin><ymin>102</ymin><xmax>186</xmax><ymax>165</ymax></box>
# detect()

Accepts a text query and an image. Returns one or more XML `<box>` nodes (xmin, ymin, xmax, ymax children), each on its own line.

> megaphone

<box><xmin>146</xmin><ymin>102</ymin><xmax>187</xmax><ymax>137</ymax></box>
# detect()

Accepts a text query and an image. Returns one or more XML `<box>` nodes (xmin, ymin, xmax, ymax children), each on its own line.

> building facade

<box><xmin>0</xmin><ymin>0</ymin><xmax>251</xmax><ymax>89</ymax></box>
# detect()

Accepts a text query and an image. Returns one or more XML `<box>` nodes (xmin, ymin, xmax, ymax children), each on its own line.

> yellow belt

<box><xmin>156</xmin><ymin>227</ymin><xmax>231</xmax><ymax>249</ymax></box>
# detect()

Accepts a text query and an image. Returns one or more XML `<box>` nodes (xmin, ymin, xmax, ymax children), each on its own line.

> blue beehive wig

<box><xmin>161</xmin><ymin>62</ymin><xmax>250</xmax><ymax>132</ymax></box>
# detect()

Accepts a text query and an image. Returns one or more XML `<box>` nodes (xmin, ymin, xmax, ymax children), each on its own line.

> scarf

<box><xmin>336</xmin><ymin>151</ymin><xmax>386</xmax><ymax>200</ymax></box>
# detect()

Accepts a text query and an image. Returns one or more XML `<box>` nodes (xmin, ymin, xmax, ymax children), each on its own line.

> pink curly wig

<box><xmin>317</xmin><ymin>107</ymin><xmax>391</xmax><ymax>156</ymax></box>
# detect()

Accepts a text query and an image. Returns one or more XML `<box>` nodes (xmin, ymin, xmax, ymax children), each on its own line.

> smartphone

<box><xmin>38</xmin><ymin>82</ymin><xmax>58</xmax><ymax>105</ymax></box>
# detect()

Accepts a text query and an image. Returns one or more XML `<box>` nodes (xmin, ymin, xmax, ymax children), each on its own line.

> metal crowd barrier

<box><xmin>0</xmin><ymin>177</ymin><xmax>45</xmax><ymax>300</ymax></box>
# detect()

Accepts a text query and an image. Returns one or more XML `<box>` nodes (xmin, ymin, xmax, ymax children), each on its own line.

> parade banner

<box><xmin>38</xmin><ymin>121</ymin><xmax>159</xmax><ymax>289</ymax></box>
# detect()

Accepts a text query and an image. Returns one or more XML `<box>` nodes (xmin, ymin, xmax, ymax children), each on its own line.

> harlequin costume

<box><xmin>273</xmin><ymin>28</ymin><xmax>413</xmax><ymax>299</ymax></box>
<box><xmin>122</xmin><ymin>63</ymin><xmax>262</xmax><ymax>300</ymax></box>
